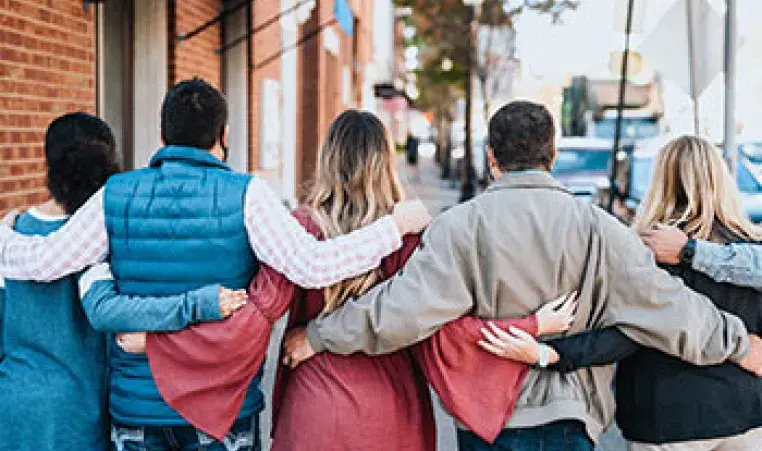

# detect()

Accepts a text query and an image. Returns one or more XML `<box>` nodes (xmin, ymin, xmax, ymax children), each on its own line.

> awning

<box><xmin>334</xmin><ymin>0</ymin><xmax>354</xmax><ymax>36</ymax></box>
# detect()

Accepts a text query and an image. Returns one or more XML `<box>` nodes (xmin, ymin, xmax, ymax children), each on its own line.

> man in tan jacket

<box><xmin>286</xmin><ymin>101</ymin><xmax>762</xmax><ymax>450</ymax></box>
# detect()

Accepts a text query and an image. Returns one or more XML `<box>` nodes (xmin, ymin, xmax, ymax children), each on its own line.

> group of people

<box><xmin>2</xmin><ymin>78</ymin><xmax>762</xmax><ymax>451</ymax></box>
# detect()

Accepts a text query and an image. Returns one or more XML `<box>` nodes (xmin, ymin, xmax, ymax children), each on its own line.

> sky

<box><xmin>510</xmin><ymin>0</ymin><xmax>762</xmax><ymax>142</ymax></box>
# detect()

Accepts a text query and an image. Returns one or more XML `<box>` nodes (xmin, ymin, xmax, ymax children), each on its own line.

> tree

<box><xmin>396</xmin><ymin>0</ymin><xmax>578</xmax><ymax>184</ymax></box>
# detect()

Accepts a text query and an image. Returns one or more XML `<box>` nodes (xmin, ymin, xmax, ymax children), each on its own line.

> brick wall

<box><xmin>170</xmin><ymin>0</ymin><xmax>222</xmax><ymax>87</ymax></box>
<box><xmin>0</xmin><ymin>0</ymin><xmax>95</xmax><ymax>213</ymax></box>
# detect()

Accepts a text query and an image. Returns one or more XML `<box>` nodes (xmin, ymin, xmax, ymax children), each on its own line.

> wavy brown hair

<box><xmin>634</xmin><ymin>135</ymin><xmax>762</xmax><ymax>242</ymax></box>
<box><xmin>306</xmin><ymin>110</ymin><xmax>404</xmax><ymax>313</ymax></box>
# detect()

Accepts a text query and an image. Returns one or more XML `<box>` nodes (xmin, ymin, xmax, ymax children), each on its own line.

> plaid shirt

<box><xmin>0</xmin><ymin>178</ymin><xmax>402</xmax><ymax>289</ymax></box>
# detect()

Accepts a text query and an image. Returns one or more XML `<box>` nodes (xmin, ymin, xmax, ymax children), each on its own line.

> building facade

<box><xmin>0</xmin><ymin>0</ymin><xmax>392</xmax><ymax>212</ymax></box>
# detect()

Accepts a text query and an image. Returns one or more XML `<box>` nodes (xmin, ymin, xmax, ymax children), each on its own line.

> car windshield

<box><xmin>553</xmin><ymin>150</ymin><xmax>611</xmax><ymax>175</ymax></box>
<box><xmin>741</xmin><ymin>143</ymin><xmax>762</xmax><ymax>163</ymax></box>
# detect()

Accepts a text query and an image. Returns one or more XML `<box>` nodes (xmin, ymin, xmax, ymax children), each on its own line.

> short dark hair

<box><xmin>160</xmin><ymin>78</ymin><xmax>228</xmax><ymax>150</ymax></box>
<box><xmin>45</xmin><ymin>112</ymin><xmax>121</xmax><ymax>214</ymax></box>
<box><xmin>488</xmin><ymin>101</ymin><xmax>556</xmax><ymax>171</ymax></box>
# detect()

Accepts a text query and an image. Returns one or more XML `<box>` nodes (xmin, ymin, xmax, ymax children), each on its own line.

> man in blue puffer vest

<box><xmin>0</xmin><ymin>79</ymin><xmax>431</xmax><ymax>451</ymax></box>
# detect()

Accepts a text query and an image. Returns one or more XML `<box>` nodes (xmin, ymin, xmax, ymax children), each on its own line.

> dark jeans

<box><xmin>110</xmin><ymin>417</ymin><xmax>259</xmax><ymax>451</ymax></box>
<box><xmin>457</xmin><ymin>420</ymin><xmax>594</xmax><ymax>451</ymax></box>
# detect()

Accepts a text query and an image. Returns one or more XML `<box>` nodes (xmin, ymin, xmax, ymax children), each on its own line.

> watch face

<box><xmin>680</xmin><ymin>240</ymin><xmax>696</xmax><ymax>263</ymax></box>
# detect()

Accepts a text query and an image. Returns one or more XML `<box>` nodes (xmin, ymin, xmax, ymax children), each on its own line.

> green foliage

<box><xmin>395</xmin><ymin>0</ymin><xmax>576</xmax><ymax>115</ymax></box>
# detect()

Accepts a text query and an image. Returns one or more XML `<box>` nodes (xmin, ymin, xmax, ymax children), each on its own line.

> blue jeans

<box><xmin>457</xmin><ymin>420</ymin><xmax>594</xmax><ymax>451</ymax></box>
<box><xmin>110</xmin><ymin>417</ymin><xmax>259</xmax><ymax>451</ymax></box>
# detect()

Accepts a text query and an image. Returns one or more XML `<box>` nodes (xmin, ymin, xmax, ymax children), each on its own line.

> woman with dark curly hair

<box><xmin>0</xmin><ymin>112</ymin><xmax>121</xmax><ymax>451</ymax></box>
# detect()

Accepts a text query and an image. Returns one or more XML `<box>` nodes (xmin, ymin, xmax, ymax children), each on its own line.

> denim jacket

<box><xmin>694</xmin><ymin>240</ymin><xmax>762</xmax><ymax>290</ymax></box>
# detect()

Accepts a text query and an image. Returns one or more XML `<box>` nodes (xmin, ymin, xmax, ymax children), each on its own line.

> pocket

<box><xmin>195</xmin><ymin>419</ymin><xmax>258</xmax><ymax>451</ymax></box>
<box><xmin>110</xmin><ymin>426</ymin><xmax>146</xmax><ymax>451</ymax></box>
<box><xmin>224</xmin><ymin>419</ymin><xmax>258</xmax><ymax>451</ymax></box>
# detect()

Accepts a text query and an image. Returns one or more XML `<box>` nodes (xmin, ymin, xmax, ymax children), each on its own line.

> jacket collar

<box><xmin>150</xmin><ymin>145</ymin><xmax>231</xmax><ymax>171</ymax></box>
<box><xmin>485</xmin><ymin>170</ymin><xmax>572</xmax><ymax>195</ymax></box>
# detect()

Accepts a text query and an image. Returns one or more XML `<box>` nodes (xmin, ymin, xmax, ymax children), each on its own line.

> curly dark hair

<box><xmin>488</xmin><ymin>101</ymin><xmax>556</xmax><ymax>172</ymax></box>
<box><xmin>161</xmin><ymin>78</ymin><xmax>228</xmax><ymax>150</ymax></box>
<box><xmin>45</xmin><ymin>112</ymin><xmax>121</xmax><ymax>214</ymax></box>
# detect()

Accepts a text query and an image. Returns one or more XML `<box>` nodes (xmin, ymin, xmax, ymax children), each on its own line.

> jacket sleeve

<box><xmin>78</xmin><ymin>263</ymin><xmax>222</xmax><ymax>333</ymax></box>
<box><xmin>306</xmin><ymin>211</ymin><xmax>475</xmax><ymax>355</ymax></box>
<box><xmin>692</xmin><ymin>240</ymin><xmax>762</xmax><ymax>291</ymax></box>
<box><xmin>546</xmin><ymin>327</ymin><xmax>640</xmax><ymax>373</ymax></box>
<box><xmin>594</xmin><ymin>208</ymin><xmax>750</xmax><ymax>365</ymax></box>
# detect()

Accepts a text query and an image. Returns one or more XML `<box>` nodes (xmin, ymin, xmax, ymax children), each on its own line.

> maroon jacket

<box><xmin>146</xmin><ymin>211</ymin><xmax>538</xmax><ymax>444</ymax></box>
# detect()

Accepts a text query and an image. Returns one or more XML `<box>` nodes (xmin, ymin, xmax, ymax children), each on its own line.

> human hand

<box><xmin>478</xmin><ymin>323</ymin><xmax>559</xmax><ymax>366</ymax></box>
<box><xmin>640</xmin><ymin>225</ymin><xmax>688</xmax><ymax>265</ymax></box>
<box><xmin>1</xmin><ymin>209</ymin><xmax>20</xmax><ymax>228</ymax></box>
<box><xmin>219</xmin><ymin>287</ymin><xmax>248</xmax><ymax>318</ymax></box>
<box><xmin>535</xmin><ymin>292</ymin><xmax>578</xmax><ymax>336</ymax></box>
<box><xmin>393</xmin><ymin>199</ymin><xmax>432</xmax><ymax>235</ymax></box>
<box><xmin>737</xmin><ymin>334</ymin><xmax>762</xmax><ymax>377</ymax></box>
<box><xmin>116</xmin><ymin>332</ymin><xmax>147</xmax><ymax>354</ymax></box>
<box><xmin>282</xmin><ymin>327</ymin><xmax>317</xmax><ymax>369</ymax></box>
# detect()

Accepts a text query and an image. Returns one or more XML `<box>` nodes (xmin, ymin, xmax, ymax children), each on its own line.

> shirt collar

<box><xmin>150</xmin><ymin>146</ymin><xmax>231</xmax><ymax>171</ymax></box>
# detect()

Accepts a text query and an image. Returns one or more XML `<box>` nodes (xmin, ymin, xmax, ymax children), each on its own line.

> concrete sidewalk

<box><xmin>397</xmin><ymin>155</ymin><xmax>461</xmax><ymax>215</ymax></box>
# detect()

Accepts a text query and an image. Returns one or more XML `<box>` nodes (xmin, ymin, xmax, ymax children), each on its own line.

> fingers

<box><xmin>486</xmin><ymin>323</ymin><xmax>532</xmax><ymax>348</ymax></box>
<box><xmin>480</xmin><ymin>325</ymin><xmax>508</xmax><ymax>349</ymax></box>
<box><xmin>558</xmin><ymin>295</ymin><xmax>579</xmax><ymax>319</ymax></box>
<box><xmin>547</xmin><ymin>293</ymin><xmax>570</xmax><ymax>310</ymax></box>
<box><xmin>219</xmin><ymin>287</ymin><xmax>248</xmax><ymax>317</ymax></box>
<box><xmin>558</xmin><ymin>292</ymin><xmax>578</xmax><ymax>313</ymax></box>
<box><xmin>487</xmin><ymin>322</ymin><xmax>518</xmax><ymax>345</ymax></box>
<box><xmin>480</xmin><ymin>324</ymin><xmax>540</xmax><ymax>364</ymax></box>
<box><xmin>507</xmin><ymin>325</ymin><xmax>535</xmax><ymax>342</ymax></box>
<box><xmin>477</xmin><ymin>340</ymin><xmax>506</xmax><ymax>357</ymax></box>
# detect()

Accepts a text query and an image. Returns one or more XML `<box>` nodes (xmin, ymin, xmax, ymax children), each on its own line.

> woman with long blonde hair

<box><xmin>634</xmin><ymin>135</ymin><xmax>762</xmax><ymax>242</ymax></box>
<box><xmin>483</xmin><ymin>135</ymin><xmax>762</xmax><ymax>450</ymax></box>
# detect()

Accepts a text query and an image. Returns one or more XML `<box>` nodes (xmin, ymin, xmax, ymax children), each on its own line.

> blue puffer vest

<box><xmin>103</xmin><ymin>146</ymin><xmax>262</xmax><ymax>426</ymax></box>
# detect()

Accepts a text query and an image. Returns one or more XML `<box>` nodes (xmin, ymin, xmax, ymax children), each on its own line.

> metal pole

<box><xmin>686</xmin><ymin>0</ymin><xmax>700</xmax><ymax>134</ymax></box>
<box><xmin>725</xmin><ymin>0</ymin><xmax>738</xmax><ymax>176</ymax></box>
<box><xmin>607</xmin><ymin>0</ymin><xmax>635</xmax><ymax>213</ymax></box>
<box><xmin>460</xmin><ymin>4</ymin><xmax>477</xmax><ymax>202</ymax></box>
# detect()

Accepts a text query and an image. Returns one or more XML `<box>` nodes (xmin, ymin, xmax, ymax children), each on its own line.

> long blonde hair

<box><xmin>634</xmin><ymin>135</ymin><xmax>762</xmax><ymax>242</ymax></box>
<box><xmin>306</xmin><ymin>110</ymin><xmax>404</xmax><ymax>313</ymax></box>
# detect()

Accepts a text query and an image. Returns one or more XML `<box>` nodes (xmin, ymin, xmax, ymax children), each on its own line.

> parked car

<box><xmin>552</xmin><ymin>137</ymin><xmax>613</xmax><ymax>204</ymax></box>
<box><xmin>740</xmin><ymin>142</ymin><xmax>762</xmax><ymax>163</ymax></box>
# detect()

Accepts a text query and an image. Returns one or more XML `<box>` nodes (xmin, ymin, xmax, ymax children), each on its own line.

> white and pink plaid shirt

<box><xmin>0</xmin><ymin>177</ymin><xmax>402</xmax><ymax>289</ymax></box>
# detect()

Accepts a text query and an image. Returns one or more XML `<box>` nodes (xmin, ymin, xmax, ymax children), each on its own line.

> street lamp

<box><xmin>459</xmin><ymin>0</ymin><xmax>483</xmax><ymax>202</ymax></box>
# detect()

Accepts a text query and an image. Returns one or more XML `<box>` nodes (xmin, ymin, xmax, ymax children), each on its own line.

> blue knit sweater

<box><xmin>0</xmin><ymin>209</ymin><xmax>109</xmax><ymax>451</ymax></box>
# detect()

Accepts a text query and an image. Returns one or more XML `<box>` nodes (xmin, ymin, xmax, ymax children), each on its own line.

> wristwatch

<box><xmin>537</xmin><ymin>344</ymin><xmax>553</xmax><ymax>368</ymax></box>
<box><xmin>679</xmin><ymin>238</ymin><xmax>697</xmax><ymax>267</ymax></box>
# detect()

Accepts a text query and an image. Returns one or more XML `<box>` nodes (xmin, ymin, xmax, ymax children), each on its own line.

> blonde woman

<box><xmin>482</xmin><ymin>135</ymin><xmax>762</xmax><ymax>450</ymax></box>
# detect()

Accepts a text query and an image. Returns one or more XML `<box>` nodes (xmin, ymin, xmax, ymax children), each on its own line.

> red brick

<box><xmin>0</xmin><ymin>0</ymin><xmax>94</xmax><ymax>213</ymax></box>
